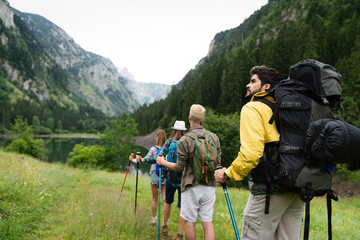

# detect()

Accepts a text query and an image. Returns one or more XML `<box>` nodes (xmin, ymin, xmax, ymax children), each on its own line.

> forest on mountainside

<box><xmin>0</xmin><ymin>9</ymin><xmax>110</xmax><ymax>133</ymax></box>
<box><xmin>133</xmin><ymin>0</ymin><xmax>360</xmax><ymax>132</ymax></box>
<box><xmin>132</xmin><ymin>0</ymin><xmax>360</xmax><ymax>168</ymax></box>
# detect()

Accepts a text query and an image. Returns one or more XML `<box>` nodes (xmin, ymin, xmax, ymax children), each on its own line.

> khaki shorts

<box><xmin>242</xmin><ymin>193</ymin><xmax>305</xmax><ymax>240</ymax></box>
<box><xmin>180</xmin><ymin>185</ymin><xmax>216</xmax><ymax>222</ymax></box>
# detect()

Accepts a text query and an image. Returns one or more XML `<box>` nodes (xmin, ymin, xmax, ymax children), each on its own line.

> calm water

<box><xmin>0</xmin><ymin>137</ymin><xmax>151</xmax><ymax>175</ymax></box>
<box><xmin>43</xmin><ymin>138</ymin><xmax>99</xmax><ymax>163</ymax></box>
<box><xmin>0</xmin><ymin>137</ymin><xmax>99</xmax><ymax>163</ymax></box>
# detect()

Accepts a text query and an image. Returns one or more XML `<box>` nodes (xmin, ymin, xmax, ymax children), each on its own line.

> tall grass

<box><xmin>0</xmin><ymin>150</ymin><xmax>359</xmax><ymax>239</ymax></box>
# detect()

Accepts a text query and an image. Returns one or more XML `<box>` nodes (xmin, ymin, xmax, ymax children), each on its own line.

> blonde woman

<box><xmin>130</xmin><ymin>129</ymin><xmax>166</xmax><ymax>225</ymax></box>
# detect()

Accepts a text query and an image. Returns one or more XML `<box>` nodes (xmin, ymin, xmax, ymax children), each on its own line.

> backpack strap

<box><xmin>205</xmin><ymin>131</ymin><xmax>218</xmax><ymax>167</ymax></box>
<box><xmin>253</xmin><ymin>98</ymin><xmax>277</xmax><ymax>214</ymax></box>
<box><xmin>301</xmin><ymin>183</ymin><xmax>314</xmax><ymax>240</ymax></box>
<box><xmin>253</xmin><ymin>97</ymin><xmax>277</xmax><ymax>125</ymax></box>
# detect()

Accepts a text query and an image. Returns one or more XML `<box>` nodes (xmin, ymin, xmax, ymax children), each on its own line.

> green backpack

<box><xmin>186</xmin><ymin>131</ymin><xmax>219</xmax><ymax>184</ymax></box>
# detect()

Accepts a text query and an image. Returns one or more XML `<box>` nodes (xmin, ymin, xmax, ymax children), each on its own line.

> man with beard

<box><xmin>214</xmin><ymin>65</ymin><xmax>305</xmax><ymax>240</ymax></box>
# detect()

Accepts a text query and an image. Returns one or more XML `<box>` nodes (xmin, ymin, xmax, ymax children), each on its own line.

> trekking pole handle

<box><xmin>157</xmin><ymin>154</ymin><xmax>165</xmax><ymax>166</ymax></box>
<box><xmin>136</xmin><ymin>152</ymin><xmax>141</xmax><ymax>167</ymax></box>
<box><xmin>215</xmin><ymin>166</ymin><xmax>227</xmax><ymax>189</ymax></box>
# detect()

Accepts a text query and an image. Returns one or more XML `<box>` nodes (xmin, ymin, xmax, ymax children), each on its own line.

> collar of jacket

<box><xmin>189</xmin><ymin>125</ymin><xmax>204</xmax><ymax>131</ymax></box>
<box><xmin>250</xmin><ymin>91</ymin><xmax>275</xmax><ymax>103</ymax></box>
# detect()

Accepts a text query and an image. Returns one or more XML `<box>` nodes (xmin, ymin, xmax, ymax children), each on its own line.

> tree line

<box><xmin>131</xmin><ymin>0</ymin><xmax>360</xmax><ymax>171</ymax></box>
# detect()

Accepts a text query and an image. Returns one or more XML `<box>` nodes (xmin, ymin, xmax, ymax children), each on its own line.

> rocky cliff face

<box><xmin>0</xmin><ymin>1</ymin><xmax>15</xmax><ymax>28</ymax></box>
<box><xmin>15</xmin><ymin>11</ymin><xmax>139</xmax><ymax>115</ymax></box>
<box><xmin>120</xmin><ymin>77</ymin><xmax>170</xmax><ymax>106</ymax></box>
<box><xmin>0</xmin><ymin>0</ymin><xmax>77</xmax><ymax>109</ymax></box>
<box><xmin>118</xmin><ymin>67</ymin><xmax>170</xmax><ymax>105</ymax></box>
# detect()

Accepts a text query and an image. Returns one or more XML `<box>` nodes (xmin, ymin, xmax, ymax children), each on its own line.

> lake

<box><xmin>0</xmin><ymin>136</ymin><xmax>151</xmax><ymax>176</ymax></box>
<box><xmin>0</xmin><ymin>137</ymin><xmax>99</xmax><ymax>163</ymax></box>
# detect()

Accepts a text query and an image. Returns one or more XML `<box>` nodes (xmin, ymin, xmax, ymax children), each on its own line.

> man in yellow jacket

<box><xmin>214</xmin><ymin>66</ymin><xmax>305</xmax><ymax>240</ymax></box>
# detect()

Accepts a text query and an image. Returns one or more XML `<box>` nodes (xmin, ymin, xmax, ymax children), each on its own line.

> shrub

<box><xmin>67</xmin><ymin>144</ymin><xmax>107</xmax><ymax>169</ymax></box>
<box><xmin>5</xmin><ymin>137</ymin><xmax>29</xmax><ymax>153</ymax></box>
<box><xmin>5</xmin><ymin>117</ymin><xmax>47</xmax><ymax>159</ymax></box>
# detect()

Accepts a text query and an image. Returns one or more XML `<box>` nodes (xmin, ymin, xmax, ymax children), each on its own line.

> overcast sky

<box><xmin>8</xmin><ymin>0</ymin><xmax>268</xmax><ymax>85</ymax></box>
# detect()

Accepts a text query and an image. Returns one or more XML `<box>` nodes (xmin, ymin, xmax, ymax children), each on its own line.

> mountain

<box><xmin>0</xmin><ymin>0</ymin><xmax>171</xmax><ymax>132</ymax></box>
<box><xmin>118</xmin><ymin>67</ymin><xmax>171</xmax><ymax>106</ymax></box>
<box><xmin>13</xmin><ymin>9</ymin><xmax>140</xmax><ymax>116</ymax></box>
<box><xmin>132</xmin><ymin>0</ymin><xmax>360</xmax><ymax>133</ymax></box>
<box><xmin>1</xmin><ymin>0</ymin><xmax>91</xmax><ymax>131</ymax></box>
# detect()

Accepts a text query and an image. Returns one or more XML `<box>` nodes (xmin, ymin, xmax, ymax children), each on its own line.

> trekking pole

<box><xmin>117</xmin><ymin>158</ymin><xmax>132</xmax><ymax>203</ymax></box>
<box><xmin>216</xmin><ymin>166</ymin><xmax>240</xmax><ymax>240</ymax></box>
<box><xmin>157</xmin><ymin>155</ymin><xmax>163</xmax><ymax>240</ymax></box>
<box><xmin>135</xmin><ymin>152</ymin><xmax>141</xmax><ymax>214</ymax></box>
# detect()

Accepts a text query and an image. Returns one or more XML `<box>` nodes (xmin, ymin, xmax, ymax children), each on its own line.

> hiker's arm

<box><xmin>159</xmin><ymin>139</ymin><xmax>171</xmax><ymax>156</ymax></box>
<box><xmin>225</xmin><ymin>104</ymin><xmax>266</xmax><ymax>181</ymax></box>
<box><xmin>157</xmin><ymin>155</ymin><xmax>176</xmax><ymax>171</ymax></box>
<box><xmin>142</xmin><ymin>147</ymin><xmax>157</xmax><ymax>164</ymax></box>
<box><xmin>146</xmin><ymin>139</ymin><xmax>171</xmax><ymax>165</ymax></box>
<box><xmin>129</xmin><ymin>153</ymin><xmax>137</xmax><ymax>163</ymax></box>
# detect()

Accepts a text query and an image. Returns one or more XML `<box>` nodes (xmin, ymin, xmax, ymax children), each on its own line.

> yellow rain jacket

<box><xmin>225</xmin><ymin>91</ymin><xmax>280</xmax><ymax>192</ymax></box>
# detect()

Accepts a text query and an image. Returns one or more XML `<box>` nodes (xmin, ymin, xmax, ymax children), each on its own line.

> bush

<box><xmin>5</xmin><ymin>117</ymin><xmax>47</xmax><ymax>159</ymax></box>
<box><xmin>67</xmin><ymin>144</ymin><xmax>107</xmax><ymax>169</ymax></box>
<box><xmin>5</xmin><ymin>138</ymin><xmax>29</xmax><ymax>153</ymax></box>
<box><xmin>5</xmin><ymin>136</ymin><xmax>47</xmax><ymax>160</ymax></box>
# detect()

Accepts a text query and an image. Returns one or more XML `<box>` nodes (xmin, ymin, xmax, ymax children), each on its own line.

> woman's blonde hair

<box><xmin>156</xmin><ymin>129</ymin><xmax>167</xmax><ymax>147</ymax></box>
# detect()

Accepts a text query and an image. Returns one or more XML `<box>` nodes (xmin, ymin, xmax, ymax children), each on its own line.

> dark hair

<box><xmin>170</xmin><ymin>130</ymin><xmax>186</xmax><ymax>141</ymax></box>
<box><xmin>250</xmin><ymin>65</ymin><xmax>282</xmax><ymax>90</ymax></box>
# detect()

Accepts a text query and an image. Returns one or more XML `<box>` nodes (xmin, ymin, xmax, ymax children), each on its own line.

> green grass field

<box><xmin>0</xmin><ymin>150</ymin><xmax>359</xmax><ymax>239</ymax></box>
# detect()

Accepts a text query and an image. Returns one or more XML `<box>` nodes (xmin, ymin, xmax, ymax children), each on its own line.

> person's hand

<box><xmin>129</xmin><ymin>153</ymin><xmax>134</xmax><ymax>162</ymax></box>
<box><xmin>136</xmin><ymin>154</ymin><xmax>142</xmax><ymax>163</ymax></box>
<box><xmin>156</xmin><ymin>155</ymin><xmax>165</xmax><ymax>165</ymax></box>
<box><xmin>214</xmin><ymin>167</ymin><xmax>227</xmax><ymax>183</ymax></box>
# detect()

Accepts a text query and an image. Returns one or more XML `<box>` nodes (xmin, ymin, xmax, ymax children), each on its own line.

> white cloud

<box><xmin>8</xmin><ymin>0</ymin><xmax>268</xmax><ymax>84</ymax></box>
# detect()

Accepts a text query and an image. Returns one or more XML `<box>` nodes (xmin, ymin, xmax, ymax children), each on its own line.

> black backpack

<box><xmin>251</xmin><ymin>59</ymin><xmax>360</xmax><ymax>240</ymax></box>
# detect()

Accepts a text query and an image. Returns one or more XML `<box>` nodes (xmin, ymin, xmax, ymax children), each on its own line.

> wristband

<box><xmin>224</xmin><ymin>172</ymin><xmax>230</xmax><ymax>181</ymax></box>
